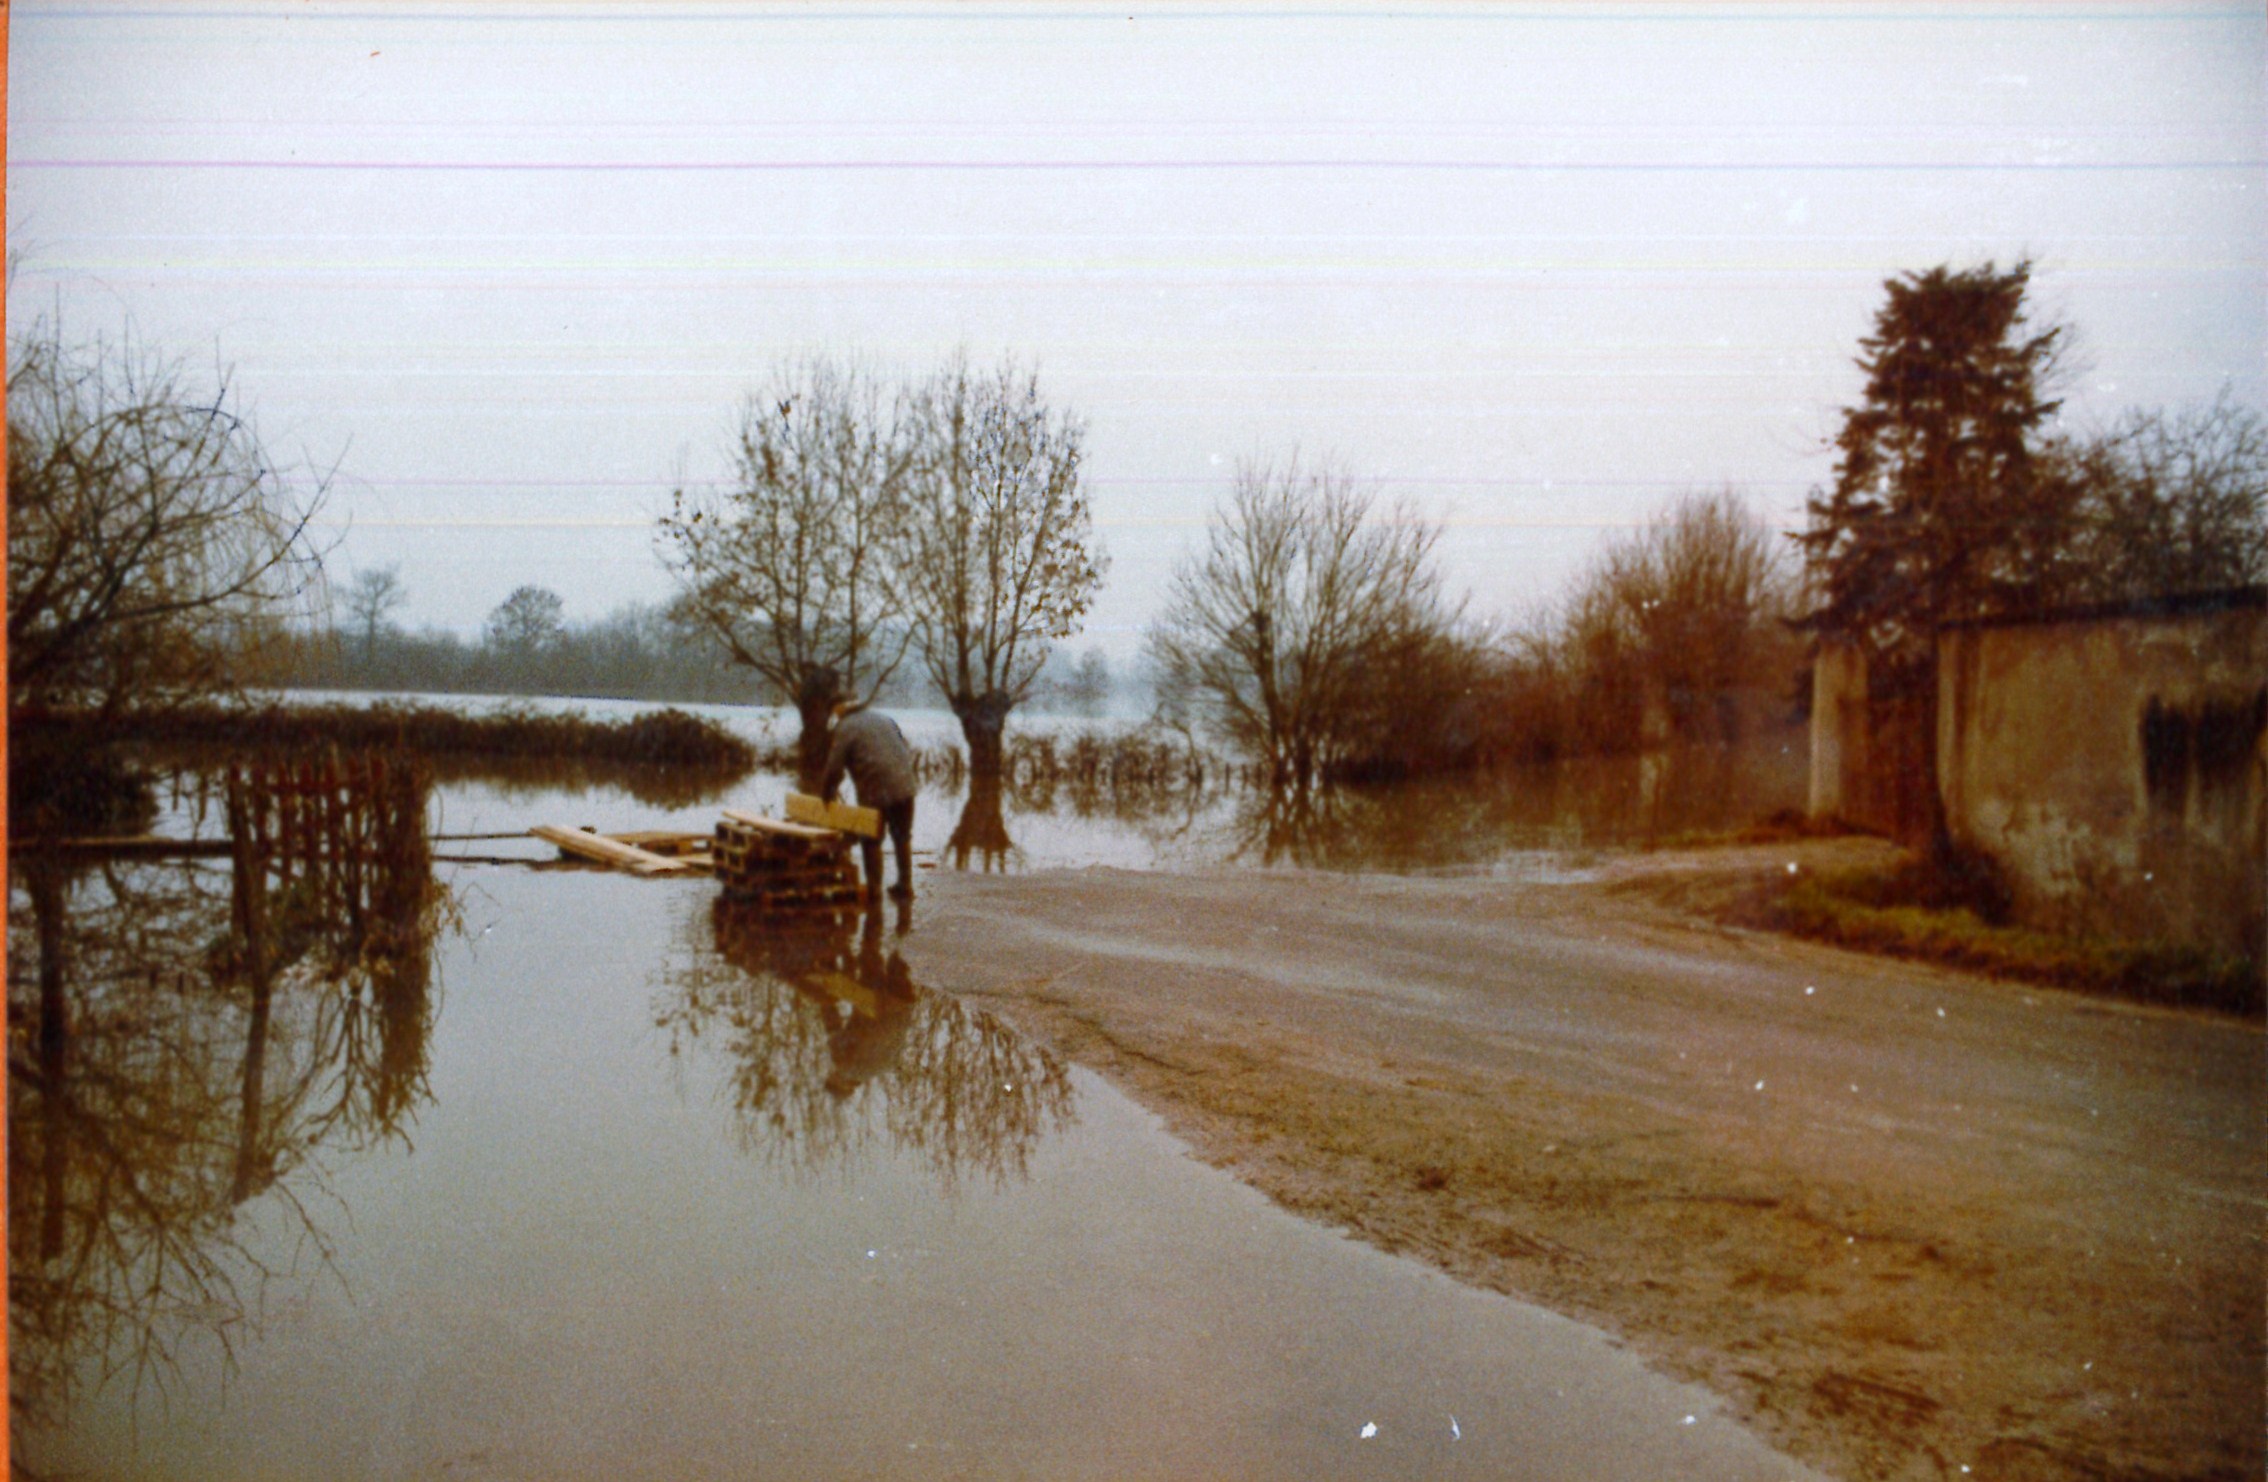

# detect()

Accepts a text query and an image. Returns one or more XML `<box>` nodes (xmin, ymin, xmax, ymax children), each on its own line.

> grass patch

<box><xmin>1756</xmin><ymin>861</ymin><xmax>2261</xmax><ymax>1019</ymax></box>
<box><xmin>1649</xmin><ymin>807</ymin><xmax>1873</xmax><ymax>852</ymax></box>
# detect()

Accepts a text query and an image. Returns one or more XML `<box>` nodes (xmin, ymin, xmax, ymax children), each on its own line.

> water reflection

<box><xmin>946</xmin><ymin>781</ymin><xmax>1016</xmax><ymax>872</ymax></box>
<box><xmin>420</xmin><ymin>751</ymin><xmax>741</xmax><ymax>810</ymax></box>
<box><xmin>656</xmin><ymin>898</ymin><xmax>1077</xmax><ymax>1190</ymax></box>
<box><xmin>901</xmin><ymin>731</ymin><xmax>1809</xmax><ymax>875</ymax></box>
<box><xmin>123</xmin><ymin>726</ymin><xmax>747</xmax><ymax>814</ymax></box>
<box><xmin>1213</xmin><ymin>738</ymin><xmax>1811</xmax><ymax>870</ymax></box>
<box><xmin>6</xmin><ymin>834</ymin><xmax>446</xmax><ymax>1449</ymax></box>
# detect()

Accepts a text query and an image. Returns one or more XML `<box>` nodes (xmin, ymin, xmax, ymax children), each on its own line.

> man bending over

<box><xmin>821</xmin><ymin>700</ymin><xmax>918</xmax><ymax>900</ymax></box>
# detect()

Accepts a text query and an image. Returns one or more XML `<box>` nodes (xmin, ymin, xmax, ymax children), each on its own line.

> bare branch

<box><xmin>7</xmin><ymin>318</ymin><xmax>332</xmax><ymax>718</ymax></box>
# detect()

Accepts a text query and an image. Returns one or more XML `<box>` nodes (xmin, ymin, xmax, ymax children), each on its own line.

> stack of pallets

<box><xmin>712</xmin><ymin>808</ymin><xmax>867</xmax><ymax>912</ymax></box>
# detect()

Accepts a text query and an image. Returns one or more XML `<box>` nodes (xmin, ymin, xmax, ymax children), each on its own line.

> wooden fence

<box><xmin>225</xmin><ymin>751</ymin><xmax>432</xmax><ymax>979</ymax></box>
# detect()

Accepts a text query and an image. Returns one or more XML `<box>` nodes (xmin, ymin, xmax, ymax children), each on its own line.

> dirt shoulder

<box><xmin>899</xmin><ymin>842</ymin><xmax>2264</xmax><ymax>1482</ymax></box>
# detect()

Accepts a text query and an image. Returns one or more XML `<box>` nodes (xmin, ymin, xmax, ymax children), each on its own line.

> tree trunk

<box><xmin>231</xmin><ymin>973</ymin><xmax>275</xmax><ymax>1205</ymax></box>
<box><xmin>951</xmin><ymin>688</ymin><xmax>1015</xmax><ymax>791</ymax></box>
<box><xmin>29</xmin><ymin>861</ymin><xmax>72</xmax><ymax>1262</ymax></box>
<box><xmin>1286</xmin><ymin>735</ymin><xmax>1317</xmax><ymax>797</ymax></box>
<box><xmin>947</xmin><ymin>775</ymin><xmax>1013</xmax><ymax>872</ymax></box>
<box><xmin>793</xmin><ymin>666</ymin><xmax>844</xmax><ymax>793</ymax></box>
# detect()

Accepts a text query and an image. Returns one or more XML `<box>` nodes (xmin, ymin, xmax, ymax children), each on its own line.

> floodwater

<box><xmin>10</xmin><ymin>716</ymin><xmax>1821</xmax><ymax>1479</ymax></box>
<box><xmin>330</xmin><ymin>691</ymin><xmax>1809</xmax><ymax>874</ymax></box>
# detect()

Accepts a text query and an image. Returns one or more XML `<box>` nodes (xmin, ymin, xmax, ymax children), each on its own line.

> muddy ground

<box><xmin>898</xmin><ymin>840</ymin><xmax>2264</xmax><ymax>1482</ymax></box>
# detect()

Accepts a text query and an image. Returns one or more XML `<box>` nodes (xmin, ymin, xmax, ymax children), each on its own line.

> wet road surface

<box><xmin>894</xmin><ymin>850</ymin><xmax>2265</xmax><ymax>1481</ymax></box>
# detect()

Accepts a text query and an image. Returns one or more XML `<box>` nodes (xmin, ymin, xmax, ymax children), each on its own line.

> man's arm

<box><xmin>820</xmin><ymin>725</ymin><xmax>853</xmax><ymax>802</ymax></box>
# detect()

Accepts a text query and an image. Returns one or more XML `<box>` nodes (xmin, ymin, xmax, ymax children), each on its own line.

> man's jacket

<box><xmin>822</xmin><ymin>709</ymin><xmax>917</xmax><ymax>809</ymax></box>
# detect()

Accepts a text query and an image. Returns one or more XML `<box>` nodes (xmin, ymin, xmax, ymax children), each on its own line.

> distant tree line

<box><xmin>13</xmin><ymin>261</ymin><xmax>2259</xmax><ymax>818</ymax></box>
<box><xmin>288</xmin><ymin>568</ymin><xmax>1127</xmax><ymax>717</ymax></box>
<box><xmin>287</xmin><ymin>593</ymin><xmax>765</xmax><ymax>704</ymax></box>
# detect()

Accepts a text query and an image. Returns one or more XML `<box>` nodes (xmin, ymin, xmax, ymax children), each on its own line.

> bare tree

<box><xmin>898</xmin><ymin>354</ymin><xmax>1105</xmax><ymax>782</ymax></box>
<box><xmin>1488</xmin><ymin>492</ymin><xmax>1797</xmax><ymax>762</ymax></box>
<box><xmin>1147</xmin><ymin>456</ymin><xmax>1451</xmax><ymax>794</ymax></box>
<box><xmin>2052</xmin><ymin>393</ymin><xmax>2268</xmax><ymax>603</ymax></box>
<box><xmin>341</xmin><ymin>564</ymin><xmax>407</xmax><ymax>665</ymax></box>
<box><xmin>484</xmin><ymin>584</ymin><xmax>565</xmax><ymax>658</ymax></box>
<box><xmin>1597</xmin><ymin>489</ymin><xmax>1793</xmax><ymax>742</ymax></box>
<box><xmin>7</xmin><ymin>319</ymin><xmax>330</xmax><ymax>720</ymax></box>
<box><xmin>657</xmin><ymin>355</ymin><xmax>915</xmax><ymax>786</ymax></box>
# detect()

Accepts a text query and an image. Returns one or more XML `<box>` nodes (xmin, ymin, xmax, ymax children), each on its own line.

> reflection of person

<box><xmin>824</xmin><ymin>906</ymin><xmax>917</xmax><ymax>1098</ymax></box>
<box><xmin>821</xmin><ymin>701</ymin><xmax>917</xmax><ymax>900</ymax></box>
<box><xmin>822</xmin><ymin>977</ymin><xmax>914</xmax><ymax>1099</ymax></box>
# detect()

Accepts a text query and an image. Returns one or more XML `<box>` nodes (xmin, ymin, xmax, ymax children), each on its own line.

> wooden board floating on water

<box><xmin>531</xmin><ymin>825</ymin><xmax>691</xmax><ymax>875</ymax></box>
<box><xmin>785</xmin><ymin>792</ymin><xmax>881</xmax><ymax>840</ymax></box>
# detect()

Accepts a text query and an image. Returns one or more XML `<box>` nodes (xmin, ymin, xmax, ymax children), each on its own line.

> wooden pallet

<box><xmin>713</xmin><ymin>812</ymin><xmax>866</xmax><ymax>904</ymax></box>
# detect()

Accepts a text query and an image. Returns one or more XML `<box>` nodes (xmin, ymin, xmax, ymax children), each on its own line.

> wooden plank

<box><xmin>530</xmin><ymin>825</ymin><xmax>690</xmax><ymax>875</ymax></box>
<box><xmin>605</xmin><ymin>829</ymin><xmax>714</xmax><ymax>857</ymax></box>
<box><xmin>786</xmin><ymin>792</ymin><xmax>882</xmax><ymax>839</ymax></box>
<box><xmin>719</xmin><ymin>808</ymin><xmax>840</xmax><ymax>842</ymax></box>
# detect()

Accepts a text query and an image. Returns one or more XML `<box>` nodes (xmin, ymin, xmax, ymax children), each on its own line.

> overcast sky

<box><xmin>10</xmin><ymin>1</ymin><xmax>2263</xmax><ymax>659</ymax></box>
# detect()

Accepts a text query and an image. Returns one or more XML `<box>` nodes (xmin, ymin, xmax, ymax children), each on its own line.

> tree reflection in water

<box><xmin>1215</xmin><ymin>738</ymin><xmax>1809</xmax><ymax>870</ymax></box>
<box><xmin>656</xmin><ymin>896</ymin><xmax>1076</xmax><ymax>1191</ymax></box>
<box><xmin>420</xmin><ymin>751</ymin><xmax>744</xmax><ymax>810</ymax></box>
<box><xmin>6</xmin><ymin>825</ymin><xmax>445</xmax><ymax>1450</ymax></box>
<box><xmin>945</xmin><ymin>779</ymin><xmax>1016</xmax><ymax>872</ymax></box>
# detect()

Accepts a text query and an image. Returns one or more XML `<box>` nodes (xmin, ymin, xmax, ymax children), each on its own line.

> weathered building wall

<box><xmin>1808</xmin><ymin>640</ymin><xmax>1866</xmax><ymax>822</ymax></box>
<box><xmin>1938</xmin><ymin>600</ymin><xmax>2267</xmax><ymax>962</ymax></box>
<box><xmin>1808</xmin><ymin>641</ymin><xmax>1929</xmax><ymax>841</ymax></box>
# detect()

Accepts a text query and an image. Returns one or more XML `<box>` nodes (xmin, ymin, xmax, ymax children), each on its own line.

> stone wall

<box><xmin>1937</xmin><ymin>599</ymin><xmax>2267</xmax><ymax>962</ymax></box>
<box><xmin>1807</xmin><ymin>640</ymin><xmax>1929</xmax><ymax>841</ymax></box>
<box><xmin>1807</xmin><ymin>640</ymin><xmax>1866</xmax><ymax>822</ymax></box>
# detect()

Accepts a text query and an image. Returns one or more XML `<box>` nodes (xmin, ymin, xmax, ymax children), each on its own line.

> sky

<box><xmin>9</xmin><ymin>1</ymin><xmax>2264</xmax><ymax>662</ymax></box>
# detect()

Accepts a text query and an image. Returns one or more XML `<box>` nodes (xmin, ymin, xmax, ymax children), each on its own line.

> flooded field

<box><xmin>299</xmin><ymin>692</ymin><xmax>1810</xmax><ymax>874</ymax></box>
<box><xmin>9</xmin><ymin>705</ymin><xmax>1822</xmax><ymax>1478</ymax></box>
